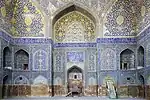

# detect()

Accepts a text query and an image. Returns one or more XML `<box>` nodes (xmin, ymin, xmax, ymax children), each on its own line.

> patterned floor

<box><xmin>3</xmin><ymin>96</ymin><xmax>146</xmax><ymax>100</ymax></box>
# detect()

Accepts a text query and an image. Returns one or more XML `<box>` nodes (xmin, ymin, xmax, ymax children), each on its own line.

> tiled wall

<box><xmin>0</xmin><ymin>25</ymin><xmax>150</xmax><ymax>98</ymax></box>
<box><xmin>0</xmin><ymin>0</ymin><xmax>150</xmax><ymax>98</ymax></box>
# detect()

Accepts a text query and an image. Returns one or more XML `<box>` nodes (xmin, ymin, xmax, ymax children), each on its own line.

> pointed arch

<box><xmin>67</xmin><ymin>65</ymin><xmax>83</xmax><ymax>93</ymax></box>
<box><xmin>3</xmin><ymin>47</ymin><xmax>11</xmax><ymax>69</ymax></box>
<box><xmin>68</xmin><ymin>65</ymin><xmax>82</xmax><ymax>74</ymax></box>
<box><xmin>67</xmin><ymin>65</ymin><xmax>83</xmax><ymax>81</ymax></box>
<box><xmin>14</xmin><ymin>49</ymin><xmax>29</xmax><ymax>70</ymax></box>
<box><xmin>52</xmin><ymin>4</ymin><xmax>97</xmax><ymax>43</ymax></box>
<box><xmin>120</xmin><ymin>49</ymin><xmax>135</xmax><ymax>70</ymax></box>
<box><xmin>120</xmin><ymin>48</ymin><xmax>134</xmax><ymax>55</ymax></box>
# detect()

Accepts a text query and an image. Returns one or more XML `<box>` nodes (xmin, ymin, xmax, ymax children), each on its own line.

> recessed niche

<box><xmin>127</xmin><ymin>77</ymin><xmax>130</xmax><ymax>80</ymax></box>
<box><xmin>120</xmin><ymin>49</ymin><xmax>135</xmax><ymax>70</ymax></box>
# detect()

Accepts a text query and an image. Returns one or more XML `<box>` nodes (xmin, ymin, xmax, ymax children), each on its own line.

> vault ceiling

<box><xmin>0</xmin><ymin>0</ymin><xmax>149</xmax><ymax>38</ymax></box>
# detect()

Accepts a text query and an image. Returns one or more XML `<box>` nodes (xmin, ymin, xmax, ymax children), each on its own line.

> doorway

<box><xmin>67</xmin><ymin>66</ymin><xmax>83</xmax><ymax>96</ymax></box>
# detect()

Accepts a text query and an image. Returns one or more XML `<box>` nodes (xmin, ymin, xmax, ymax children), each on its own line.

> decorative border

<box><xmin>0</xmin><ymin>31</ymin><xmax>53</xmax><ymax>44</ymax></box>
<box><xmin>14</xmin><ymin>38</ymin><xmax>53</xmax><ymax>44</ymax></box>
<box><xmin>96</xmin><ymin>38</ymin><xmax>137</xmax><ymax>44</ymax></box>
<box><xmin>54</xmin><ymin>43</ymin><xmax>97</xmax><ymax>48</ymax></box>
<box><xmin>0</xmin><ymin>31</ymin><xmax>139</xmax><ymax>46</ymax></box>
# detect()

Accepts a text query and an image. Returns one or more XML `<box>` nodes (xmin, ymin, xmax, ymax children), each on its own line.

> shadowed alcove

<box><xmin>67</xmin><ymin>66</ymin><xmax>83</xmax><ymax>95</ymax></box>
<box><xmin>14</xmin><ymin>49</ymin><xmax>29</xmax><ymax>70</ymax></box>
<box><xmin>3</xmin><ymin>47</ymin><xmax>11</xmax><ymax>69</ymax></box>
<box><xmin>120</xmin><ymin>49</ymin><xmax>135</xmax><ymax>70</ymax></box>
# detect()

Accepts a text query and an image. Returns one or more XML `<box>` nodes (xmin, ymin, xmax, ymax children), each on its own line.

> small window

<box><xmin>124</xmin><ymin>63</ymin><xmax>127</xmax><ymax>70</ymax></box>
<box><xmin>19</xmin><ymin>77</ymin><xmax>22</xmax><ymax>80</ymax></box>
<box><xmin>127</xmin><ymin>77</ymin><xmax>130</xmax><ymax>80</ymax></box>
<box><xmin>23</xmin><ymin>64</ymin><xmax>28</xmax><ymax>70</ymax></box>
<box><xmin>120</xmin><ymin>49</ymin><xmax>135</xmax><ymax>70</ymax></box>
<box><xmin>74</xmin><ymin>75</ymin><xmax>77</xmax><ymax>79</ymax></box>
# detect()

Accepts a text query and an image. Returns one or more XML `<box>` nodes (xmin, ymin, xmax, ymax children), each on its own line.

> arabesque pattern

<box><xmin>54</xmin><ymin>11</ymin><xmax>95</xmax><ymax>42</ymax></box>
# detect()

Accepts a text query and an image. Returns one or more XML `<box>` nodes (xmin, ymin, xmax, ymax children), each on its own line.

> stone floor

<box><xmin>3</xmin><ymin>96</ymin><xmax>146</xmax><ymax>100</ymax></box>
